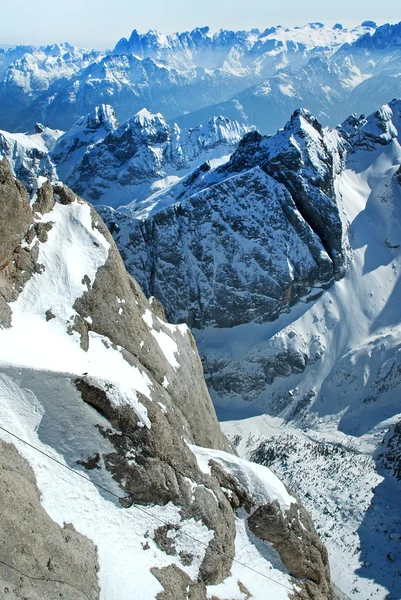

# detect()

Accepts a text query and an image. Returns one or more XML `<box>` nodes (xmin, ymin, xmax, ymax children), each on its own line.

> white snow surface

<box><xmin>189</xmin><ymin>444</ymin><xmax>295</xmax><ymax>510</ymax></box>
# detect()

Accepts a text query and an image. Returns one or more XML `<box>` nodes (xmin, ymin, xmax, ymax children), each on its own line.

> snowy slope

<box><xmin>98</xmin><ymin>100</ymin><xmax>401</xmax><ymax>599</ymax></box>
<box><xmin>0</xmin><ymin>162</ymin><xmax>336</xmax><ymax>599</ymax></box>
<box><xmin>210</xmin><ymin>103</ymin><xmax>401</xmax><ymax>599</ymax></box>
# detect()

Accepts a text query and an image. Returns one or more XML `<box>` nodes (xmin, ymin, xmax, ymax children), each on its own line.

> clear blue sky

<box><xmin>1</xmin><ymin>0</ymin><xmax>399</xmax><ymax>49</ymax></box>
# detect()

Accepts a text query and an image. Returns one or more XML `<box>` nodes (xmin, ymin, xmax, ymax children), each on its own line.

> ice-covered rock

<box><xmin>0</xmin><ymin>23</ymin><xmax>376</xmax><ymax>131</ymax></box>
<box><xmin>0</xmin><ymin>122</ymin><xmax>62</xmax><ymax>189</ymax></box>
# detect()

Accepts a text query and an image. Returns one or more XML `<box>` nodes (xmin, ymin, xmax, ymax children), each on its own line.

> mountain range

<box><xmin>1</xmin><ymin>18</ymin><xmax>401</xmax><ymax>600</ymax></box>
<box><xmin>0</xmin><ymin>21</ymin><xmax>387</xmax><ymax>132</ymax></box>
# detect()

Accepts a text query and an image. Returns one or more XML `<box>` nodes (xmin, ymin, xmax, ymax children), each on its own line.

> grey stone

<box><xmin>0</xmin><ymin>440</ymin><xmax>100</xmax><ymax>600</ymax></box>
<box><xmin>151</xmin><ymin>565</ymin><xmax>208</xmax><ymax>600</ymax></box>
<box><xmin>0</xmin><ymin>159</ymin><xmax>32</xmax><ymax>269</ymax></box>
<box><xmin>248</xmin><ymin>499</ymin><xmax>332</xmax><ymax>600</ymax></box>
<box><xmin>32</xmin><ymin>180</ymin><xmax>55</xmax><ymax>214</ymax></box>
<box><xmin>53</xmin><ymin>182</ymin><xmax>77</xmax><ymax>204</ymax></box>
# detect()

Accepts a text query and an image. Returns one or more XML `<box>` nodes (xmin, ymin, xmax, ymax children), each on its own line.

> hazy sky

<box><xmin>1</xmin><ymin>0</ymin><xmax>400</xmax><ymax>49</ymax></box>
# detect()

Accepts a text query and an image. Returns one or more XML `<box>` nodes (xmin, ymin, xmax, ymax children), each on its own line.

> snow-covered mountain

<box><xmin>100</xmin><ymin>107</ymin><xmax>348</xmax><ymax>327</ymax></box>
<box><xmin>0</xmin><ymin>122</ymin><xmax>62</xmax><ymax>189</ymax></box>
<box><xmin>176</xmin><ymin>22</ymin><xmax>401</xmax><ymax>134</ymax></box>
<box><xmin>0</xmin><ymin>43</ymin><xmax>103</xmax><ymax>129</ymax></box>
<box><xmin>51</xmin><ymin>106</ymin><xmax>249</xmax><ymax>208</ymax></box>
<box><xmin>0</xmin><ymin>159</ymin><xmax>341</xmax><ymax>600</ymax></box>
<box><xmin>99</xmin><ymin>100</ymin><xmax>401</xmax><ymax>599</ymax></box>
<box><xmin>0</xmin><ymin>105</ymin><xmax>249</xmax><ymax>208</ymax></box>
<box><xmin>0</xmin><ymin>23</ymin><xmax>376</xmax><ymax>131</ymax></box>
<box><xmin>2</xmin><ymin>20</ymin><xmax>401</xmax><ymax>600</ymax></box>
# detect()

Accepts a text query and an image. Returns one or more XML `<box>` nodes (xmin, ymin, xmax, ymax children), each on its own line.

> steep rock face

<box><xmin>0</xmin><ymin>440</ymin><xmax>100</xmax><ymax>600</ymax></box>
<box><xmin>353</xmin><ymin>21</ymin><xmax>401</xmax><ymax>50</ymax></box>
<box><xmin>101</xmin><ymin>108</ymin><xmax>346</xmax><ymax>328</ymax></box>
<box><xmin>0</xmin><ymin>159</ymin><xmax>33</xmax><ymax>268</ymax></box>
<box><xmin>248</xmin><ymin>500</ymin><xmax>331</xmax><ymax>600</ymax></box>
<box><xmin>217</xmin><ymin>100</ymin><xmax>401</xmax><ymax>600</ymax></box>
<box><xmin>0</xmin><ymin>162</ymin><xmax>334</xmax><ymax>599</ymax></box>
<box><xmin>50</xmin><ymin>103</ymin><xmax>119</xmax><ymax>182</ymax></box>
<box><xmin>228</xmin><ymin>108</ymin><xmax>347</xmax><ymax>275</ymax></box>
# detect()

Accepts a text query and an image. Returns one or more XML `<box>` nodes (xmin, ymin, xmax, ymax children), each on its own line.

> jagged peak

<box><xmin>133</xmin><ymin>107</ymin><xmax>165</xmax><ymax>126</ymax></box>
<box><xmin>353</xmin><ymin>20</ymin><xmax>401</xmax><ymax>49</ymax></box>
<box><xmin>78</xmin><ymin>104</ymin><xmax>119</xmax><ymax>133</ymax></box>
<box><xmin>340</xmin><ymin>99</ymin><xmax>401</xmax><ymax>149</ymax></box>
<box><xmin>361</xmin><ymin>20</ymin><xmax>377</xmax><ymax>28</ymax></box>
<box><xmin>275</xmin><ymin>107</ymin><xmax>325</xmax><ymax>144</ymax></box>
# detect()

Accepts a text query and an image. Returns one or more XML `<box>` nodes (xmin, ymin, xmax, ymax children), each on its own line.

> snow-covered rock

<box><xmin>0</xmin><ymin>43</ymin><xmax>103</xmax><ymax>129</ymax></box>
<box><xmin>101</xmin><ymin>107</ymin><xmax>347</xmax><ymax>328</ymax></box>
<box><xmin>51</xmin><ymin>106</ymin><xmax>249</xmax><ymax>207</ymax></box>
<box><xmin>176</xmin><ymin>22</ymin><xmax>401</xmax><ymax>135</ymax></box>
<box><xmin>0</xmin><ymin>122</ymin><xmax>63</xmax><ymax>189</ymax></box>
<box><xmin>0</xmin><ymin>159</ymin><xmax>336</xmax><ymax>599</ymax></box>
<box><xmin>0</xmin><ymin>105</ymin><xmax>248</xmax><ymax>207</ymax></box>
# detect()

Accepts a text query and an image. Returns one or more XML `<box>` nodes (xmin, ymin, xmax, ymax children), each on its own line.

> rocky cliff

<box><xmin>0</xmin><ymin>159</ymin><xmax>336</xmax><ymax>599</ymax></box>
<box><xmin>101</xmin><ymin>107</ymin><xmax>347</xmax><ymax>329</ymax></box>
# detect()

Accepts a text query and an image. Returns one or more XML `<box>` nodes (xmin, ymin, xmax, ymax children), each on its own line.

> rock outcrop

<box><xmin>0</xmin><ymin>440</ymin><xmax>100</xmax><ymax>600</ymax></box>
<box><xmin>50</xmin><ymin>106</ymin><xmax>249</xmax><ymax>208</ymax></box>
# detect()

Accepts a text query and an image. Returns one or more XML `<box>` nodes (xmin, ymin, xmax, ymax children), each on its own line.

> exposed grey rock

<box><xmin>248</xmin><ymin>499</ymin><xmax>332</xmax><ymax>600</ymax></box>
<box><xmin>102</xmin><ymin>171</ymin><xmax>331</xmax><ymax>328</ymax></box>
<box><xmin>53</xmin><ymin>181</ymin><xmax>77</xmax><ymax>204</ymax></box>
<box><xmin>32</xmin><ymin>180</ymin><xmax>55</xmax><ymax>214</ymax></box>
<box><xmin>73</xmin><ymin>206</ymin><xmax>232</xmax><ymax>453</ymax></box>
<box><xmin>151</xmin><ymin>565</ymin><xmax>208</xmax><ymax>600</ymax></box>
<box><xmin>102</xmin><ymin>108</ymin><xmax>347</xmax><ymax>329</ymax></box>
<box><xmin>0</xmin><ymin>158</ymin><xmax>32</xmax><ymax>268</ymax></box>
<box><xmin>73</xmin><ymin>375</ymin><xmax>235</xmax><ymax>585</ymax></box>
<box><xmin>0</xmin><ymin>440</ymin><xmax>100</xmax><ymax>600</ymax></box>
<box><xmin>0</xmin><ymin>160</ymin><xmax>42</xmax><ymax>327</ymax></box>
<box><xmin>204</xmin><ymin>452</ymin><xmax>335</xmax><ymax>599</ymax></box>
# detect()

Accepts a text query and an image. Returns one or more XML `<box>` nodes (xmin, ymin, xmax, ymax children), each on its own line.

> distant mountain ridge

<box><xmin>0</xmin><ymin>22</ymin><xmax>378</xmax><ymax>131</ymax></box>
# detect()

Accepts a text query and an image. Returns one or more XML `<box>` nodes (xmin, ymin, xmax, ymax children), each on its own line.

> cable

<box><xmin>0</xmin><ymin>558</ymin><xmax>92</xmax><ymax>600</ymax></box>
<box><xmin>0</xmin><ymin>424</ymin><xmax>294</xmax><ymax>592</ymax></box>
